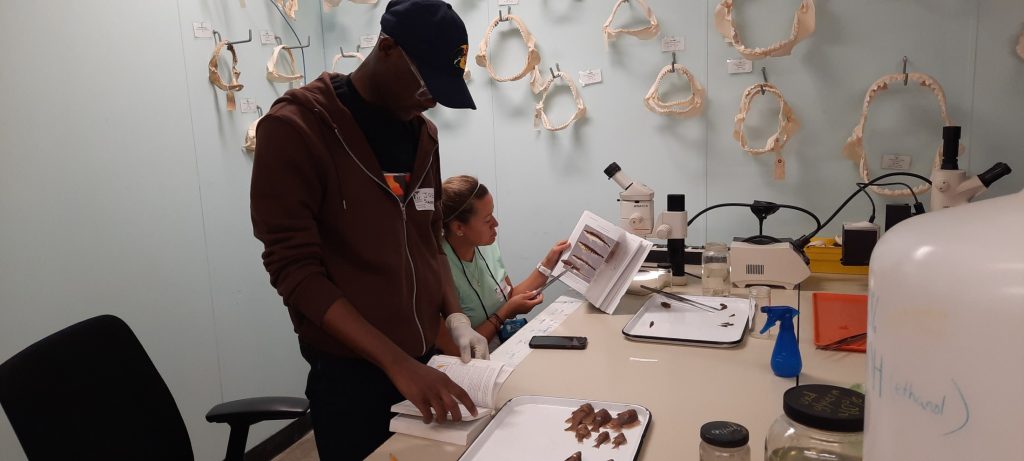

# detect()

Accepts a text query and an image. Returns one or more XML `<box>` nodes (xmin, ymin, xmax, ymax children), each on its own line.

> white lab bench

<box><xmin>367</xmin><ymin>274</ymin><xmax>868</xmax><ymax>461</ymax></box>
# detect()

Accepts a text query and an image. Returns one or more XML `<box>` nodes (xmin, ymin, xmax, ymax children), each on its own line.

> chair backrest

<box><xmin>0</xmin><ymin>315</ymin><xmax>194</xmax><ymax>460</ymax></box>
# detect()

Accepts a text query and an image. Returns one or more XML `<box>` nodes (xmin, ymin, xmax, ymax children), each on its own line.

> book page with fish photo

<box><xmin>559</xmin><ymin>211</ymin><xmax>653</xmax><ymax>314</ymax></box>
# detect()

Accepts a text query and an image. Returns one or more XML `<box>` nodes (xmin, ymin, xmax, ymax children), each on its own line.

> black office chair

<box><xmin>0</xmin><ymin>314</ymin><xmax>309</xmax><ymax>461</ymax></box>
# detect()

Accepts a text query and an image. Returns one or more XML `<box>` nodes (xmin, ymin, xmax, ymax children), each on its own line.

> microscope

<box><xmin>603</xmin><ymin>162</ymin><xmax>688</xmax><ymax>283</ymax></box>
<box><xmin>930</xmin><ymin>126</ymin><xmax>1012</xmax><ymax>210</ymax></box>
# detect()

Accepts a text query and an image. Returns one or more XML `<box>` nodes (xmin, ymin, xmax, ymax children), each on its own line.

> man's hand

<box><xmin>446</xmin><ymin>312</ymin><xmax>490</xmax><ymax>362</ymax></box>
<box><xmin>387</xmin><ymin>359</ymin><xmax>477</xmax><ymax>424</ymax></box>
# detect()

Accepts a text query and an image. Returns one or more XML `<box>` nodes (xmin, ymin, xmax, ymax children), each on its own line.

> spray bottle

<box><xmin>759</xmin><ymin>306</ymin><xmax>801</xmax><ymax>378</ymax></box>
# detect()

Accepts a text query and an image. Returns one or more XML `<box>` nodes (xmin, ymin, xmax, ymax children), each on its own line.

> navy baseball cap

<box><xmin>381</xmin><ymin>0</ymin><xmax>476</xmax><ymax>110</ymax></box>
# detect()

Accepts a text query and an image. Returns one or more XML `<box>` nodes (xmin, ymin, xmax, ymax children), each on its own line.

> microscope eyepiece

<box><xmin>604</xmin><ymin>162</ymin><xmax>622</xmax><ymax>179</ymax></box>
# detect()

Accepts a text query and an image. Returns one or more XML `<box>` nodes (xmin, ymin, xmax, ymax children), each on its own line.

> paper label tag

<box><xmin>495</xmin><ymin>279</ymin><xmax>512</xmax><ymax>297</ymax></box>
<box><xmin>193</xmin><ymin>22</ymin><xmax>213</xmax><ymax>38</ymax></box>
<box><xmin>360</xmin><ymin>34</ymin><xmax>378</xmax><ymax>49</ymax></box>
<box><xmin>661</xmin><ymin>36</ymin><xmax>685</xmax><ymax>52</ymax></box>
<box><xmin>239</xmin><ymin>97</ymin><xmax>258</xmax><ymax>113</ymax></box>
<box><xmin>498</xmin><ymin>0</ymin><xmax>519</xmax><ymax>5</ymax></box>
<box><xmin>727</xmin><ymin>59</ymin><xmax>753</xmax><ymax>74</ymax></box>
<box><xmin>881</xmin><ymin>154</ymin><xmax>912</xmax><ymax>171</ymax></box>
<box><xmin>578</xmin><ymin>69</ymin><xmax>603</xmax><ymax>86</ymax></box>
<box><xmin>260</xmin><ymin>30</ymin><xmax>277</xmax><ymax>45</ymax></box>
<box><xmin>774</xmin><ymin>156</ymin><xmax>786</xmax><ymax>181</ymax></box>
<box><xmin>412</xmin><ymin>188</ymin><xmax>435</xmax><ymax>211</ymax></box>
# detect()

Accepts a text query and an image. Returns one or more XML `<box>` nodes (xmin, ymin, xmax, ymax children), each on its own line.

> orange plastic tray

<box><xmin>812</xmin><ymin>292</ymin><xmax>867</xmax><ymax>353</ymax></box>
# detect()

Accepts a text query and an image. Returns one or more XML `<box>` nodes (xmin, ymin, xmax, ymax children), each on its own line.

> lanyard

<box><xmin>843</xmin><ymin>72</ymin><xmax>957</xmax><ymax>197</ymax></box>
<box><xmin>208</xmin><ymin>41</ymin><xmax>244</xmax><ymax>112</ymax></box>
<box><xmin>643</xmin><ymin>63</ymin><xmax>705</xmax><ymax>117</ymax></box>
<box><xmin>714</xmin><ymin>0</ymin><xmax>816</xmax><ymax>60</ymax></box>
<box><xmin>447</xmin><ymin>240</ymin><xmax>508</xmax><ymax>319</ymax></box>
<box><xmin>733</xmin><ymin>83</ymin><xmax>800</xmax><ymax>181</ymax></box>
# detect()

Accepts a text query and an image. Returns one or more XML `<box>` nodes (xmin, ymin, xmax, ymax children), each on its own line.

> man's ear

<box><xmin>376</xmin><ymin>35</ymin><xmax>397</xmax><ymax>55</ymax></box>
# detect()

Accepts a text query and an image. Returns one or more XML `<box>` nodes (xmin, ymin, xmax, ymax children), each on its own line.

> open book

<box><xmin>389</xmin><ymin>355</ymin><xmax>513</xmax><ymax>445</ymax></box>
<box><xmin>558</xmin><ymin>211</ymin><xmax>653</xmax><ymax>313</ymax></box>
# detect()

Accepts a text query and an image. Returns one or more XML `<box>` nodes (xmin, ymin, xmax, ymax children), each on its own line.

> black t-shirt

<box><xmin>331</xmin><ymin>74</ymin><xmax>419</xmax><ymax>197</ymax></box>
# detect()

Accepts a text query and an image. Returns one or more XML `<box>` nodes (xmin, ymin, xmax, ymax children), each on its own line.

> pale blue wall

<box><xmin>1</xmin><ymin>1</ymin><xmax>1022</xmax><ymax>460</ymax></box>
<box><xmin>323</xmin><ymin>0</ymin><xmax>1022</xmax><ymax>293</ymax></box>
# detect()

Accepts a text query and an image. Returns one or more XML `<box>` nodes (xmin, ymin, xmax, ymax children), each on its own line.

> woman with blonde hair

<box><xmin>440</xmin><ymin>175</ymin><xmax>569</xmax><ymax>348</ymax></box>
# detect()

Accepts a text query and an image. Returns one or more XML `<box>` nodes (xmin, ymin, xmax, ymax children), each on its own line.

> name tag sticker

<box><xmin>413</xmin><ymin>188</ymin><xmax>435</xmax><ymax>211</ymax></box>
<box><xmin>495</xmin><ymin>280</ymin><xmax>512</xmax><ymax>297</ymax></box>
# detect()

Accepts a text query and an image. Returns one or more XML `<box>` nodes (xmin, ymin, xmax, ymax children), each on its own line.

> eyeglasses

<box><xmin>381</xmin><ymin>33</ymin><xmax>433</xmax><ymax>102</ymax></box>
<box><xmin>400</xmin><ymin>50</ymin><xmax>433</xmax><ymax>102</ymax></box>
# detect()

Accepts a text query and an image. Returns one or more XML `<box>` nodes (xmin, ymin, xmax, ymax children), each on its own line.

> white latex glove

<box><xmin>446</xmin><ymin>312</ymin><xmax>490</xmax><ymax>363</ymax></box>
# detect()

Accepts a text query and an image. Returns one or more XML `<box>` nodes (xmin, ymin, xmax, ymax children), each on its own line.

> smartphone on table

<box><xmin>528</xmin><ymin>335</ymin><xmax>588</xmax><ymax>350</ymax></box>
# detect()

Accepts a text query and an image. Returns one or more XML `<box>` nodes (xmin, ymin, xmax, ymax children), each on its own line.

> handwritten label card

<box><xmin>579</xmin><ymin>69</ymin><xmax>603</xmax><ymax>86</ymax></box>
<box><xmin>727</xmin><ymin>59</ymin><xmax>753</xmax><ymax>74</ymax></box>
<box><xmin>881</xmin><ymin>154</ymin><xmax>912</xmax><ymax>171</ymax></box>
<box><xmin>661</xmin><ymin>36</ymin><xmax>685</xmax><ymax>52</ymax></box>
<box><xmin>260</xmin><ymin>30</ymin><xmax>277</xmax><ymax>45</ymax></box>
<box><xmin>193</xmin><ymin>22</ymin><xmax>213</xmax><ymax>39</ymax></box>
<box><xmin>239</xmin><ymin>98</ymin><xmax>258</xmax><ymax>113</ymax></box>
<box><xmin>360</xmin><ymin>34</ymin><xmax>378</xmax><ymax>49</ymax></box>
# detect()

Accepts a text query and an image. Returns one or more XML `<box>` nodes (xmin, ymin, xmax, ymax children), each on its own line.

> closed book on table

<box><xmin>388</xmin><ymin>413</ymin><xmax>491</xmax><ymax>446</ymax></box>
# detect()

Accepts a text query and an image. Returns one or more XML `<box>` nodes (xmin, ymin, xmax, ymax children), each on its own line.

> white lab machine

<box><xmin>865</xmin><ymin>188</ymin><xmax>1024</xmax><ymax>460</ymax></box>
<box><xmin>728</xmin><ymin>241</ymin><xmax>810</xmax><ymax>290</ymax></box>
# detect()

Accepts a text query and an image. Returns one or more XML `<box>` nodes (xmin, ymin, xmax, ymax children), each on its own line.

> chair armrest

<box><xmin>205</xmin><ymin>396</ymin><xmax>309</xmax><ymax>426</ymax></box>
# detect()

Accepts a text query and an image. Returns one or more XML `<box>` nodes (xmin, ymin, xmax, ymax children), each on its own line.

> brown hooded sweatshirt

<box><xmin>251</xmin><ymin>72</ymin><xmax>448</xmax><ymax>358</ymax></box>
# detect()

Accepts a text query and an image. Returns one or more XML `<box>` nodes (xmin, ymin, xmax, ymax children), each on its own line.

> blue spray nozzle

<box><xmin>759</xmin><ymin>306</ymin><xmax>799</xmax><ymax>335</ymax></box>
<box><xmin>759</xmin><ymin>305</ymin><xmax>801</xmax><ymax>378</ymax></box>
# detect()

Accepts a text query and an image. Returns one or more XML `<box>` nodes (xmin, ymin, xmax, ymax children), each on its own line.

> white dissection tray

<box><xmin>459</xmin><ymin>396</ymin><xmax>651</xmax><ymax>461</ymax></box>
<box><xmin>622</xmin><ymin>294</ymin><xmax>751</xmax><ymax>347</ymax></box>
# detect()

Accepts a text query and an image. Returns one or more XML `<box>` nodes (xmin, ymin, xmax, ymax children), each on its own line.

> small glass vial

<box><xmin>699</xmin><ymin>421</ymin><xmax>750</xmax><ymax>461</ymax></box>
<box><xmin>702</xmin><ymin>242</ymin><xmax>731</xmax><ymax>296</ymax></box>
<box><xmin>748</xmin><ymin>286</ymin><xmax>773</xmax><ymax>339</ymax></box>
<box><xmin>765</xmin><ymin>385</ymin><xmax>864</xmax><ymax>461</ymax></box>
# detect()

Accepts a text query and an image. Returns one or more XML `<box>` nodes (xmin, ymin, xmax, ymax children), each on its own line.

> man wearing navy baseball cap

<box><xmin>251</xmin><ymin>1</ymin><xmax>487</xmax><ymax>459</ymax></box>
<box><xmin>380</xmin><ymin>0</ymin><xmax>476</xmax><ymax>110</ymax></box>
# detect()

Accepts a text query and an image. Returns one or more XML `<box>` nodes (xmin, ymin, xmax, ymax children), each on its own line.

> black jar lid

<box><xmin>783</xmin><ymin>384</ymin><xmax>865</xmax><ymax>433</ymax></box>
<box><xmin>700</xmin><ymin>421</ymin><xmax>749</xmax><ymax>448</ymax></box>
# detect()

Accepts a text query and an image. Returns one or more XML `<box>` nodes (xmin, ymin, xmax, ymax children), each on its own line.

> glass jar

<box><xmin>748</xmin><ymin>286</ymin><xmax>773</xmax><ymax>339</ymax></box>
<box><xmin>699</xmin><ymin>421</ymin><xmax>750</xmax><ymax>461</ymax></box>
<box><xmin>765</xmin><ymin>385</ymin><xmax>864</xmax><ymax>461</ymax></box>
<box><xmin>701</xmin><ymin>242</ymin><xmax>730</xmax><ymax>296</ymax></box>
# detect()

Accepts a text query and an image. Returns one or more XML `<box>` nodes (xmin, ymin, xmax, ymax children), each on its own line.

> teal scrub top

<box><xmin>443</xmin><ymin>241</ymin><xmax>510</xmax><ymax>328</ymax></box>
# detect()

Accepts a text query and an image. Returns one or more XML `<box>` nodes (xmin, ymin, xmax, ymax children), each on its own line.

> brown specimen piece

<box><xmin>575</xmin><ymin>423</ymin><xmax>592</xmax><ymax>442</ymax></box>
<box><xmin>565</xmin><ymin>403</ymin><xmax>595</xmax><ymax>430</ymax></box>
<box><xmin>593</xmin><ymin>430</ymin><xmax>611</xmax><ymax>448</ymax></box>
<box><xmin>660</xmin><ymin>301</ymin><xmax>671</xmax><ymax>308</ymax></box>
<box><xmin>590</xmin><ymin>408</ymin><xmax>612</xmax><ymax>432</ymax></box>
<box><xmin>606</xmin><ymin>409</ymin><xmax>639</xmax><ymax>431</ymax></box>
<box><xmin>565</xmin><ymin>451</ymin><xmax>582</xmax><ymax>461</ymax></box>
<box><xmin>612</xmin><ymin>432</ymin><xmax>628</xmax><ymax>448</ymax></box>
